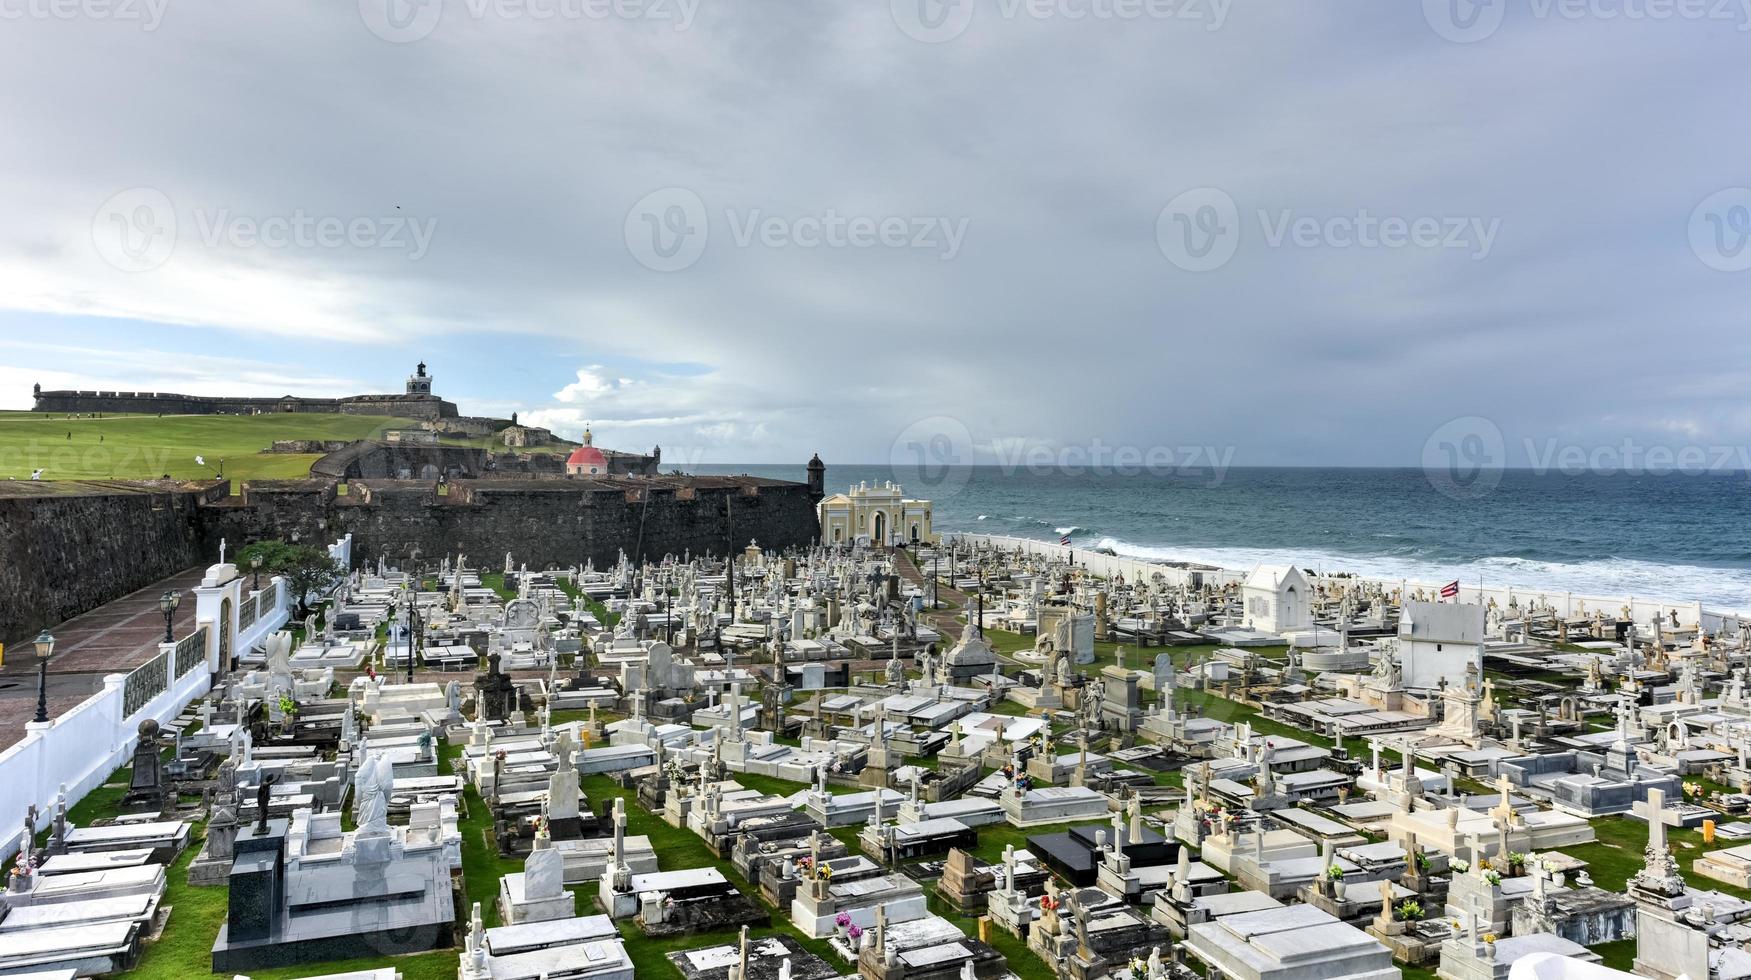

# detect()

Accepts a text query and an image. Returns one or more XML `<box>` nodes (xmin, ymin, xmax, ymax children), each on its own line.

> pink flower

<box><xmin>835</xmin><ymin>912</ymin><xmax>852</xmax><ymax>927</ymax></box>
<box><xmin>848</xmin><ymin>925</ymin><xmax>864</xmax><ymax>939</ymax></box>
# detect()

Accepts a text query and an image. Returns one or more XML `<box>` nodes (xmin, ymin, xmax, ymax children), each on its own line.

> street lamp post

<box><xmin>32</xmin><ymin>631</ymin><xmax>54</xmax><ymax>724</ymax></box>
<box><xmin>159</xmin><ymin>591</ymin><xmax>180</xmax><ymax>643</ymax></box>
<box><xmin>406</xmin><ymin>584</ymin><xmax>420</xmax><ymax>685</ymax></box>
<box><xmin>251</xmin><ymin>555</ymin><xmax>263</xmax><ymax>591</ymax></box>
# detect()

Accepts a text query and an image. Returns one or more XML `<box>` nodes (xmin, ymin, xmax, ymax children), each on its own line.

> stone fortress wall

<box><xmin>30</xmin><ymin>361</ymin><xmax>461</xmax><ymax>421</ymax></box>
<box><xmin>0</xmin><ymin>473</ymin><xmax>824</xmax><ymax>647</ymax></box>
<box><xmin>0</xmin><ymin>481</ymin><xmax>223</xmax><ymax>648</ymax></box>
<box><xmin>30</xmin><ymin>388</ymin><xmax>458</xmax><ymax>422</ymax></box>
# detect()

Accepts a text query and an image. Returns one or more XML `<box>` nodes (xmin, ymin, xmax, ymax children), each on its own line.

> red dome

<box><xmin>566</xmin><ymin>445</ymin><xmax>607</xmax><ymax>471</ymax></box>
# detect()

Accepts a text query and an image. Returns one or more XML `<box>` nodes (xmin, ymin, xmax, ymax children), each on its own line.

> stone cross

<box><xmin>1615</xmin><ymin>695</ymin><xmax>1636</xmax><ymax>745</ymax></box>
<box><xmin>730</xmin><ymin>926</ymin><xmax>749</xmax><ymax>980</ymax></box>
<box><xmin>1646</xmin><ymin>787</ymin><xmax>1668</xmax><ymax>858</ymax></box>
<box><xmin>219</xmin><ymin>538</ymin><xmax>227</xmax><ymax>564</ymax></box>
<box><xmin>611</xmin><ymin>797</ymin><xmax>626</xmax><ymax>866</ymax></box>
<box><xmin>1493</xmin><ymin>774</ymin><xmax>1515</xmax><ymax>821</ymax></box>
<box><xmin>467</xmin><ymin>902</ymin><xmax>487</xmax><ymax>971</ymax></box>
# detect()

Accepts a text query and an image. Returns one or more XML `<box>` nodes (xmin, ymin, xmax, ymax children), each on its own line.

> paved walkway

<box><xmin>894</xmin><ymin>550</ymin><xmax>968</xmax><ymax>634</ymax></box>
<box><xmin>0</xmin><ymin>566</ymin><xmax>205</xmax><ymax>751</ymax></box>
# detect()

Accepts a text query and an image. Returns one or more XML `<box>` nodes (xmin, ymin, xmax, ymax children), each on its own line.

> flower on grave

<box><xmin>1483</xmin><ymin>933</ymin><xmax>1498</xmax><ymax>945</ymax></box>
<box><xmin>1482</xmin><ymin>870</ymin><xmax>1502</xmax><ymax>886</ymax></box>
<box><xmin>1451</xmin><ymin>859</ymin><xmax>1470</xmax><ymax>874</ymax></box>
<box><xmin>847</xmin><ymin>925</ymin><xmax>863</xmax><ymax>940</ymax></box>
<box><xmin>836</xmin><ymin>912</ymin><xmax>853</xmax><ymax>928</ymax></box>
<box><xmin>1325</xmin><ymin>865</ymin><xmax>1345</xmax><ymax>880</ymax></box>
<box><xmin>1395</xmin><ymin>900</ymin><xmax>1424</xmax><ymax>921</ymax></box>
<box><xmin>1039</xmin><ymin>894</ymin><xmax>1057</xmax><ymax>911</ymax></box>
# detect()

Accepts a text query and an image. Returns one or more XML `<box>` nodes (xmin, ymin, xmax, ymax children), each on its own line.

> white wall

<box><xmin>949</xmin><ymin>532</ymin><xmax>1734</xmax><ymax>632</ymax></box>
<box><xmin>0</xmin><ymin>570</ymin><xmax>291</xmax><ymax>862</ymax></box>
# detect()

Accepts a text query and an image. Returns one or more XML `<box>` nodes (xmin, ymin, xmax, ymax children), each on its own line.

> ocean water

<box><xmin>686</xmin><ymin>464</ymin><xmax>1751</xmax><ymax>610</ymax></box>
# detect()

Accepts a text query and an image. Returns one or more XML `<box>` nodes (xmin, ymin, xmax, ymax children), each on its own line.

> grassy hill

<box><xmin>0</xmin><ymin>411</ymin><xmax>419</xmax><ymax>483</ymax></box>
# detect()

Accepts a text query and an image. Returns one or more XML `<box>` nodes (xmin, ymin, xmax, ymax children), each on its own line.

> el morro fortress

<box><xmin>32</xmin><ymin>360</ymin><xmax>461</xmax><ymax>421</ymax></box>
<box><xmin>5</xmin><ymin>362</ymin><xmax>830</xmax><ymax>646</ymax></box>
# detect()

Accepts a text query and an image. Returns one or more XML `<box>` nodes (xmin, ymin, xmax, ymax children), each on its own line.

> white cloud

<box><xmin>1</xmin><ymin>5</ymin><xmax>1748</xmax><ymax>461</ymax></box>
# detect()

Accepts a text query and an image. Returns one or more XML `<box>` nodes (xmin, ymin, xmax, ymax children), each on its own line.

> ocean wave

<box><xmin>1065</xmin><ymin>537</ymin><xmax>1751</xmax><ymax>611</ymax></box>
<box><xmin>1055</xmin><ymin>526</ymin><xmax>1083</xmax><ymax>535</ymax></box>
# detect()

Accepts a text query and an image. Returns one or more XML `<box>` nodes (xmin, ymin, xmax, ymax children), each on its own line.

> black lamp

<box><xmin>159</xmin><ymin>590</ymin><xmax>180</xmax><ymax>643</ymax></box>
<box><xmin>32</xmin><ymin>631</ymin><xmax>54</xmax><ymax>724</ymax></box>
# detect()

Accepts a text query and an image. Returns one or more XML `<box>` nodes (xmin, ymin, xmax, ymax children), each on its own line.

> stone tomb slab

<box><xmin>63</xmin><ymin>822</ymin><xmax>189</xmax><ymax>863</ymax></box>
<box><xmin>5</xmin><ymin>864</ymin><xmax>165</xmax><ymax>907</ymax></box>
<box><xmin>36</xmin><ymin>849</ymin><xmax>157</xmax><ymax>876</ymax></box>
<box><xmin>0</xmin><ymin>894</ymin><xmax>157</xmax><ymax>933</ymax></box>
<box><xmin>667</xmin><ymin>933</ymin><xmax>839</xmax><ymax>980</ymax></box>
<box><xmin>483</xmin><ymin>937</ymin><xmax>632</xmax><ymax>980</ymax></box>
<box><xmin>0</xmin><ymin>919</ymin><xmax>139</xmax><ymax>976</ymax></box>
<box><xmin>484</xmin><ymin>914</ymin><xmax>619</xmax><ymax>957</ymax></box>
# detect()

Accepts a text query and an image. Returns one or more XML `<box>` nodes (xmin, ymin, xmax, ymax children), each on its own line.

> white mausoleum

<box><xmin>1397</xmin><ymin>600</ymin><xmax>1485</xmax><ymax>690</ymax></box>
<box><xmin>1242</xmin><ymin>564</ymin><xmax>1313</xmax><ymax>634</ymax></box>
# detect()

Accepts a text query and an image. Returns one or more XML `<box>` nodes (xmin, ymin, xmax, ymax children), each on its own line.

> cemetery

<box><xmin>2</xmin><ymin>516</ymin><xmax>1749</xmax><ymax>980</ymax></box>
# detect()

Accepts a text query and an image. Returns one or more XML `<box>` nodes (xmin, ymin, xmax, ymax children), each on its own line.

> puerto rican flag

<box><xmin>1060</xmin><ymin>533</ymin><xmax>1072</xmax><ymax>546</ymax></box>
<box><xmin>1440</xmin><ymin>580</ymin><xmax>1460</xmax><ymax>600</ymax></box>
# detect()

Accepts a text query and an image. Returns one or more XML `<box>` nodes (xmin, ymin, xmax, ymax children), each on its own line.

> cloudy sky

<box><xmin>1</xmin><ymin>0</ymin><xmax>1747</xmax><ymax>468</ymax></box>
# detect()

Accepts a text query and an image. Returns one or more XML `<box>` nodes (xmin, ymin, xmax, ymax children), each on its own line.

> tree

<box><xmin>239</xmin><ymin>540</ymin><xmax>343</xmax><ymax>620</ymax></box>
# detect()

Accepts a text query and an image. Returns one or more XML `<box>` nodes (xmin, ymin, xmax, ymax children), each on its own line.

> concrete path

<box><xmin>0</xmin><ymin>566</ymin><xmax>205</xmax><ymax>751</ymax></box>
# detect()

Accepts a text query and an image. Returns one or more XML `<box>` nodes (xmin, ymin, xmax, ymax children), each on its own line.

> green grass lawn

<box><xmin>0</xmin><ymin>410</ymin><xmax>418</xmax><ymax>483</ymax></box>
<box><xmin>574</xmin><ymin>768</ymin><xmax>1063</xmax><ymax>980</ymax></box>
